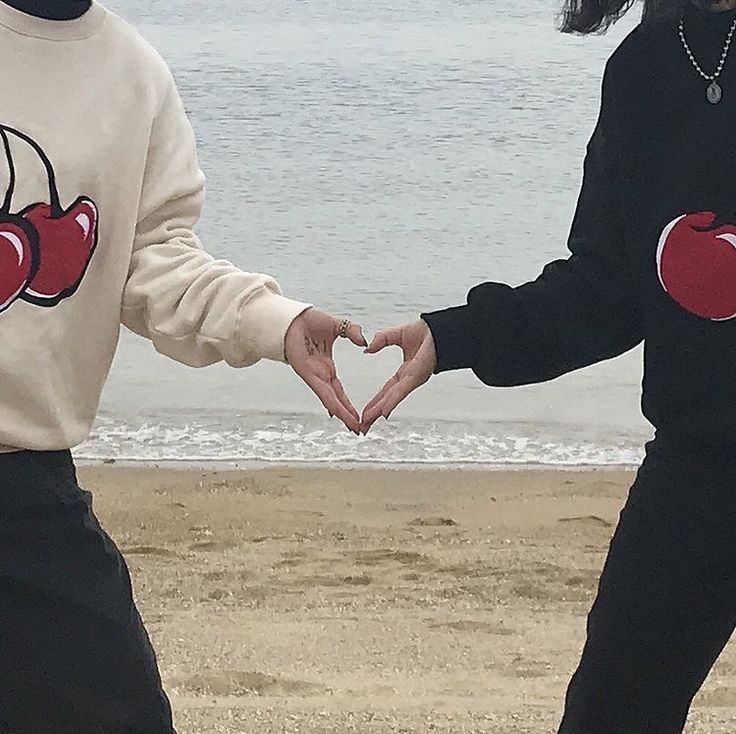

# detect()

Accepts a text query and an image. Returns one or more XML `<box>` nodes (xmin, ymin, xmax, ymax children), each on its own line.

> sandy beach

<box><xmin>78</xmin><ymin>465</ymin><xmax>736</xmax><ymax>733</ymax></box>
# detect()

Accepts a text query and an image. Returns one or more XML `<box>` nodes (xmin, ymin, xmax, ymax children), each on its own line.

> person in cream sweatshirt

<box><xmin>0</xmin><ymin>1</ymin><xmax>364</xmax><ymax>732</ymax></box>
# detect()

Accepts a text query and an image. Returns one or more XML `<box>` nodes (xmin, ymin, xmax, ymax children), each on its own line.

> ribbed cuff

<box><xmin>421</xmin><ymin>305</ymin><xmax>477</xmax><ymax>374</ymax></box>
<box><xmin>237</xmin><ymin>290</ymin><xmax>312</xmax><ymax>364</ymax></box>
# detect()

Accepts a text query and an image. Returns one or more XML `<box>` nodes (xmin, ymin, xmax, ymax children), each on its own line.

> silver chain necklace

<box><xmin>678</xmin><ymin>15</ymin><xmax>736</xmax><ymax>104</ymax></box>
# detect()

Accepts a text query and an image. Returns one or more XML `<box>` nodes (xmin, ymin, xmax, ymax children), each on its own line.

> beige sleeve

<box><xmin>121</xmin><ymin>72</ymin><xmax>310</xmax><ymax>368</ymax></box>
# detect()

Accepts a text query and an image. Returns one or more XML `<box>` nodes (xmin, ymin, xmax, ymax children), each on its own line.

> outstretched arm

<box><xmin>122</xmin><ymin>69</ymin><xmax>365</xmax><ymax>433</ymax></box>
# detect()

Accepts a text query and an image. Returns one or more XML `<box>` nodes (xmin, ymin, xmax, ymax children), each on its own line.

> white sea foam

<box><xmin>75</xmin><ymin>412</ymin><xmax>648</xmax><ymax>467</ymax></box>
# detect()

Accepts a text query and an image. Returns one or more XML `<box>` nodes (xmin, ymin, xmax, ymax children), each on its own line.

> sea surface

<box><xmin>82</xmin><ymin>0</ymin><xmax>650</xmax><ymax>466</ymax></box>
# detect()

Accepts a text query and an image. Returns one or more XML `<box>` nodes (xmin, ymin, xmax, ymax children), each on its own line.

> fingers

<box><xmin>360</xmin><ymin>406</ymin><xmax>385</xmax><ymax>435</ymax></box>
<box><xmin>306</xmin><ymin>375</ymin><xmax>361</xmax><ymax>434</ymax></box>
<box><xmin>364</xmin><ymin>327</ymin><xmax>402</xmax><ymax>355</ymax></box>
<box><xmin>380</xmin><ymin>378</ymin><xmax>418</xmax><ymax>418</ymax></box>
<box><xmin>361</xmin><ymin>399</ymin><xmax>388</xmax><ymax>434</ymax></box>
<box><xmin>332</xmin><ymin>318</ymin><xmax>367</xmax><ymax>348</ymax></box>
<box><xmin>331</xmin><ymin>375</ymin><xmax>360</xmax><ymax>425</ymax></box>
<box><xmin>345</xmin><ymin>323</ymin><xmax>368</xmax><ymax>348</ymax></box>
<box><xmin>334</xmin><ymin>318</ymin><xmax>367</xmax><ymax>347</ymax></box>
<box><xmin>361</xmin><ymin>373</ymin><xmax>399</xmax><ymax>425</ymax></box>
<box><xmin>362</xmin><ymin>376</ymin><xmax>419</xmax><ymax>433</ymax></box>
<box><xmin>361</xmin><ymin>377</ymin><xmax>405</xmax><ymax>433</ymax></box>
<box><xmin>293</xmin><ymin>314</ymin><xmax>429</xmax><ymax>435</ymax></box>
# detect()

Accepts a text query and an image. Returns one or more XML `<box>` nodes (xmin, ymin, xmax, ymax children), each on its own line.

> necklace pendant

<box><xmin>707</xmin><ymin>80</ymin><xmax>723</xmax><ymax>104</ymax></box>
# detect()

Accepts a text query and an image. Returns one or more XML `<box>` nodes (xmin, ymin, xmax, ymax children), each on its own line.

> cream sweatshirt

<box><xmin>0</xmin><ymin>1</ymin><xmax>310</xmax><ymax>452</ymax></box>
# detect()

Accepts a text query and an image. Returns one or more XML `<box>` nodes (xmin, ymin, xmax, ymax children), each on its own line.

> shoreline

<box><xmin>75</xmin><ymin>457</ymin><xmax>642</xmax><ymax>472</ymax></box>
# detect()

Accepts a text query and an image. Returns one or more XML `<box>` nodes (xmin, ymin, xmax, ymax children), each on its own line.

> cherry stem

<box><xmin>0</xmin><ymin>124</ymin><xmax>62</xmax><ymax>217</ymax></box>
<box><xmin>0</xmin><ymin>129</ymin><xmax>15</xmax><ymax>215</ymax></box>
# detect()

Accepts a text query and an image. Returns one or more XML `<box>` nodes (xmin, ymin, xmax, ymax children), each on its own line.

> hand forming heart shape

<box><xmin>285</xmin><ymin>313</ymin><xmax>437</xmax><ymax>436</ymax></box>
<box><xmin>360</xmin><ymin>319</ymin><xmax>437</xmax><ymax>434</ymax></box>
<box><xmin>285</xmin><ymin>308</ymin><xmax>367</xmax><ymax>435</ymax></box>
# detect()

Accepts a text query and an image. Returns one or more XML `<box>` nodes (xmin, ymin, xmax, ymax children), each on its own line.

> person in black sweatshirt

<box><xmin>363</xmin><ymin>1</ymin><xmax>736</xmax><ymax>732</ymax></box>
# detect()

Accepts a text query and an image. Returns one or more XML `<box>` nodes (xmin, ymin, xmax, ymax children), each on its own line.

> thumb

<box><xmin>365</xmin><ymin>328</ymin><xmax>402</xmax><ymax>355</ymax></box>
<box><xmin>346</xmin><ymin>323</ymin><xmax>368</xmax><ymax>348</ymax></box>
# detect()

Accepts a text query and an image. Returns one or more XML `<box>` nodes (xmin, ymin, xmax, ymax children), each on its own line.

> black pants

<box><xmin>0</xmin><ymin>451</ymin><xmax>175</xmax><ymax>734</ymax></box>
<box><xmin>558</xmin><ymin>438</ymin><xmax>736</xmax><ymax>733</ymax></box>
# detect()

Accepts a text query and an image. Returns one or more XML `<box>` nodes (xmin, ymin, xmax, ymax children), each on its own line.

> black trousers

<box><xmin>1</xmin><ymin>444</ymin><xmax>733</xmax><ymax>733</ymax></box>
<box><xmin>0</xmin><ymin>451</ymin><xmax>175</xmax><ymax>734</ymax></box>
<box><xmin>558</xmin><ymin>438</ymin><xmax>736</xmax><ymax>733</ymax></box>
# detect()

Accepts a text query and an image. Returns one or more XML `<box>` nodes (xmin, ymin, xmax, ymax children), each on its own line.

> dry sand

<box><xmin>77</xmin><ymin>465</ymin><xmax>736</xmax><ymax>733</ymax></box>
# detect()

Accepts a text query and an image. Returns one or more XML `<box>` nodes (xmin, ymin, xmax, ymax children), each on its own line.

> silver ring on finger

<box><xmin>338</xmin><ymin>318</ymin><xmax>351</xmax><ymax>339</ymax></box>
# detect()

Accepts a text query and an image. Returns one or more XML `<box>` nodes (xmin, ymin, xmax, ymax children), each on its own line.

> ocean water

<box><xmin>82</xmin><ymin>0</ymin><xmax>650</xmax><ymax>466</ymax></box>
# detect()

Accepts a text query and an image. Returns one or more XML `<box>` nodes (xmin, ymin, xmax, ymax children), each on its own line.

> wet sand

<box><xmin>78</xmin><ymin>465</ymin><xmax>736</xmax><ymax>733</ymax></box>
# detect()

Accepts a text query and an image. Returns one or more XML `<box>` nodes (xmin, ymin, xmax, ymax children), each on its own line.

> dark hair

<box><xmin>560</xmin><ymin>0</ymin><xmax>692</xmax><ymax>34</ymax></box>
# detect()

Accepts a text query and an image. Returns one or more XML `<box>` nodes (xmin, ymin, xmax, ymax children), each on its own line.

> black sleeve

<box><xmin>421</xmin><ymin>61</ymin><xmax>643</xmax><ymax>387</ymax></box>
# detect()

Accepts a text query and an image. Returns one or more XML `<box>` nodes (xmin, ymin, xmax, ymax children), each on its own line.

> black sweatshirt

<box><xmin>422</xmin><ymin>4</ymin><xmax>736</xmax><ymax>447</ymax></box>
<box><xmin>1</xmin><ymin>0</ymin><xmax>90</xmax><ymax>20</ymax></box>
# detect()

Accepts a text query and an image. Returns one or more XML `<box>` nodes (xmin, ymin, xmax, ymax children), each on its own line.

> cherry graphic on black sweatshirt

<box><xmin>0</xmin><ymin>123</ymin><xmax>98</xmax><ymax>313</ymax></box>
<box><xmin>657</xmin><ymin>211</ymin><xmax>736</xmax><ymax>321</ymax></box>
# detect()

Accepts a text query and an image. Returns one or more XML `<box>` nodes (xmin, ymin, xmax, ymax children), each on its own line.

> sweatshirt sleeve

<box><xmin>121</xmin><ymin>71</ymin><xmax>311</xmax><ymax>368</ymax></box>
<box><xmin>421</xmin><ymin>60</ymin><xmax>643</xmax><ymax>386</ymax></box>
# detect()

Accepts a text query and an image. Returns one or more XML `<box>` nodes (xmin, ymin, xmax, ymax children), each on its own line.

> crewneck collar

<box><xmin>0</xmin><ymin>0</ymin><xmax>105</xmax><ymax>40</ymax></box>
